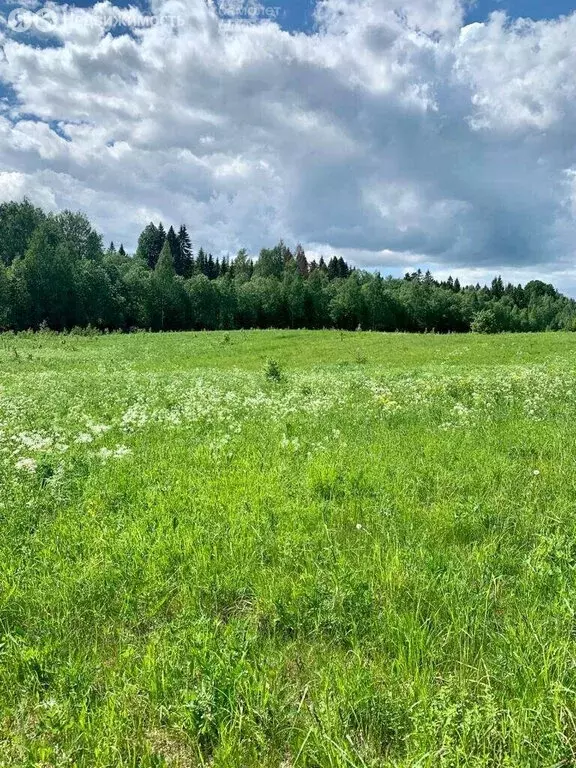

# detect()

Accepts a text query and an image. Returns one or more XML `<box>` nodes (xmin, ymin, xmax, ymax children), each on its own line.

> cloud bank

<box><xmin>0</xmin><ymin>0</ymin><xmax>575</xmax><ymax>288</ymax></box>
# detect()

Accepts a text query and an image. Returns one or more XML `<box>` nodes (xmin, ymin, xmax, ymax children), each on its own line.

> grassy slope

<box><xmin>1</xmin><ymin>331</ymin><xmax>576</xmax><ymax>766</ymax></box>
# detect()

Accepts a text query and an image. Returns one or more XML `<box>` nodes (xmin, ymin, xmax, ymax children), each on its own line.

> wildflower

<box><xmin>75</xmin><ymin>433</ymin><xmax>94</xmax><ymax>444</ymax></box>
<box><xmin>88</xmin><ymin>423</ymin><xmax>111</xmax><ymax>435</ymax></box>
<box><xmin>97</xmin><ymin>445</ymin><xmax>132</xmax><ymax>460</ymax></box>
<box><xmin>533</xmin><ymin>469</ymin><xmax>540</xmax><ymax>476</ymax></box>
<box><xmin>15</xmin><ymin>457</ymin><xmax>37</xmax><ymax>473</ymax></box>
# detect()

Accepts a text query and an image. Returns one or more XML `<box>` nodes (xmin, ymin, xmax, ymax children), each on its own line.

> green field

<box><xmin>3</xmin><ymin>329</ymin><xmax>576</xmax><ymax>766</ymax></box>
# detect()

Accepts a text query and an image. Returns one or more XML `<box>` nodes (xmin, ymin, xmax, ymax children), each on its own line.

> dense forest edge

<box><xmin>0</xmin><ymin>199</ymin><xmax>574</xmax><ymax>334</ymax></box>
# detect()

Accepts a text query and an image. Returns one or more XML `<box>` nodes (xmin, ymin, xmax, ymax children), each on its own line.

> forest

<box><xmin>0</xmin><ymin>198</ymin><xmax>574</xmax><ymax>333</ymax></box>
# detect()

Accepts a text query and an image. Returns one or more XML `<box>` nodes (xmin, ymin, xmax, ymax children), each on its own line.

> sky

<box><xmin>0</xmin><ymin>0</ymin><xmax>576</xmax><ymax>291</ymax></box>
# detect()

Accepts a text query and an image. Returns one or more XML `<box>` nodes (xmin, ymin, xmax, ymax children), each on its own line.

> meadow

<box><xmin>2</xmin><ymin>329</ymin><xmax>576</xmax><ymax>766</ymax></box>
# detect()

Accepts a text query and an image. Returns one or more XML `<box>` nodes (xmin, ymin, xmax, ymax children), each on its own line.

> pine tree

<box><xmin>337</xmin><ymin>257</ymin><xmax>349</xmax><ymax>279</ymax></box>
<box><xmin>207</xmin><ymin>254</ymin><xmax>216</xmax><ymax>279</ymax></box>
<box><xmin>327</xmin><ymin>257</ymin><xmax>339</xmax><ymax>280</ymax></box>
<box><xmin>491</xmin><ymin>276</ymin><xmax>504</xmax><ymax>299</ymax></box>
<box><xmin>196</xmin><ymin>247</ymin><xmax>207</xmax><ymax>277</ymax></box>
<box><xmin>175</xmin><ymin>225</ymin><xmax>194</xmax><ymax>278</ymax></box>
<box><xmin>118</xmin><ymin>244</ymin><xmax>126</xmax><ymax>257</ymax></box>
<box><xmin>295</xmin><ymin>244</ymin><xmax>309</xmax><ymax>278</ymax></box>
<box><xmin>151</xmin><ymin>223</ymin><xmax>166</xmax><ymax>270</ymax></box>
<box><xmin>166</xmin><ymin>226</ymin><xmax>179</xmax><ymax>265</ymax></box>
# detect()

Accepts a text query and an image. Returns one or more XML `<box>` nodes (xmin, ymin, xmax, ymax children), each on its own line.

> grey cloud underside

<box><xmin>0</xmin><ymin>0</ymin><xmax>575</xmax><ymax>282</ymax></box>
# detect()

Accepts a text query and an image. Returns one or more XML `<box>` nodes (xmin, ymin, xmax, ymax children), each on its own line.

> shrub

<box><xmin>471</xmin><ymin>309</ymin><xmax>501</xmax><ymax>334</ymax></box>
<box><xmin>264</xmin><ymin>358</ymin><xmax>282</xmax><ymax>382</ymax></box>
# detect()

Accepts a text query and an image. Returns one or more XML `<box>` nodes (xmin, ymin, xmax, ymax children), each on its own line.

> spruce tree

<box><xmin>196</xmin><ymin>247</ymin><xmax>207</xmax><ymax>277</ymax></box>
<box><xmin>150</xmin><ymin>223</ymin><xmax>166</xmax><ymax>270</ymax></box>
<box><xmin>295</xmin><ymin>244</ymin><xmax>309</xmax><ymax>278</ymax></box>
<box><xmin>207</xmin><ymin>254</ymin><xmax>216</xmax><ymax>279</ymax></box>
<box><xmin>327</xmin><ymin>257</ymin><xmax>339</xmax><ymax>281</ymax></box>
<box><xmin>175</xmin><ymin>225</ymin><xmax>194</xmax><ymax>278</ymax></box>
<box><xmin>166</xmin><ymin>226</ymin><xmax>179</xmax><ymax>265</ymax></box>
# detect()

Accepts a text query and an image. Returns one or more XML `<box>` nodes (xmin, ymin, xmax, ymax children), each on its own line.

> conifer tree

<box><xmin>327</xmin><ymin>257</ymin><xmax>339</xmax><ymax>280</ymax></box>
<box><xmin>196</xmin><ymin>247</ymin><xmax>207</xmax><ymax>277</ymax></box>
<box><xmin>295</xmin><ymin>244</ymin><xmax>309</xmax><ymax>278</ymax></box>
<box><xmin>166</xmin><ymin>226</ymin><xmax>179</xmax><ymax>265</ymax></box>
<box><xmin>175</xmin><ymin>225</ymin><xmax>194</xmax><ymax>278</ymax></box>
<box><xmin>207</xmin><ymin>253</ymin><xmax>216</xmax><ymax>279</ymax></box>
<box><xmin>151</xmin><ymin>223</ymin><xmax>166</xmax><ymax>270</ymax></box>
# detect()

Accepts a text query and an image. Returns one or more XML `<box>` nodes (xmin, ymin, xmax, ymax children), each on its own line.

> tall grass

<box><xmin>1</xmin><ymin>330</ymin><xmax>576</xmax><ymax>766</ymax></box>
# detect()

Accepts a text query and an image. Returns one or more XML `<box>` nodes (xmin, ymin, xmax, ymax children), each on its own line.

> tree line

<box><xmin>0</xmin><ymin>199</ymin><xmax>574</xmax><ymax>334</ymax></box>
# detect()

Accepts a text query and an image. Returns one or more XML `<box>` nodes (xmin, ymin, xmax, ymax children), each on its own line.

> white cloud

<box><xmin>0</xmin><ymin>0</ymin><xmax>575</xmax><ymax>289</ymax></box>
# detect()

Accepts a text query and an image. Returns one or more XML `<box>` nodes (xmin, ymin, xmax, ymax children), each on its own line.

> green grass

<box><xmin>2</xmin><ymin>330</ymin><xmax>576</xmax><ymax>766</ymax></box>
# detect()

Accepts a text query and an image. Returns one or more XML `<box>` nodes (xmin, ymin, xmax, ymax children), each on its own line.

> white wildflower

<box><xmin>15</xmin><ymin>457</ymin><xmax>37</xmax><ymax>473</ymax></box>
<box><xmin>88</xmin><ymin>423</ymin><xmax>111</xmax><ymax>435</ymax></box>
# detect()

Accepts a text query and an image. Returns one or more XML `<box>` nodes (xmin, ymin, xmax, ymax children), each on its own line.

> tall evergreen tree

<box><xmin>196</xmin><ymin>247</ymin><xmax>207</xmax><ymax>277</ymax></box>
<box><xmin>175</xmin><ymin>225</ymin><xmax>194</xmax><ymax>278</ymax></box>
<box><xmin>327</xmin><ymin>257</ymin><xmax>339</xmax><ymax>281</ymax></box>
<box><xmin>166</xmin><ymin>226</ymin><xmax>179</xmax><ymax>264</ymax></box>
<box><xmin>295</xmin><ymin>244</ymin><xmax>309</xmax><ymax>278</ymax></box>
<box><xmin>152</xmin><ymin>223</ymin><xmax>166</xmax><ymax>270</ymax></box>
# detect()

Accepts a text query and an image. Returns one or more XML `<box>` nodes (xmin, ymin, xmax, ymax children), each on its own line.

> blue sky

<box><xmin>287</xmin><ymin>0</ymin><xmax>576</xmax><ymax>29</ymax></box>
<box><xmin>467</xmin><ymin>0</ymin><xmax>576</xmax><ymax>23</ymax></box>
<box><xmin>1</xmin><ymin>0</ymin><xmax>576</xmax><ymax>291</ymax></box>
